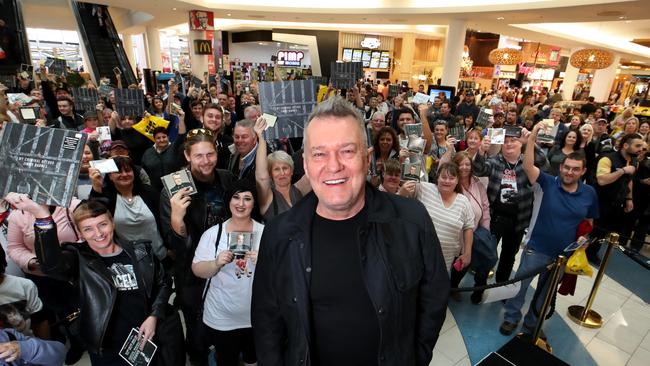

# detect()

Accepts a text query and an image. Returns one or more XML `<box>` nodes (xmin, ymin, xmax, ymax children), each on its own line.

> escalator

<box><xmin>70</xmin><ymin>1</ymin><xmax>137</xmax><ymax>86</ymax></box>
<box><xmin>0</xmin><ymin>0</ymin><xmax>31</xmax><ymax>79</ymax></box>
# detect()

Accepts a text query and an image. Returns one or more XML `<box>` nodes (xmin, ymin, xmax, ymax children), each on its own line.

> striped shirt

<box><xmin>417</xmin><ymin>182</ymin><xmax>475</xmax><ymax>271</ymax></box>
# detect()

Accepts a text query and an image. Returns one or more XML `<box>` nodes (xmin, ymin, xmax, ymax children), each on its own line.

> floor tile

<box><xmin>627</xmin><ymin>346</ymin><xmax>650</xmax><ymax>366</ymax></box>
<box><xmin>639</xmin><ymin>331</ymin><xmax>650</xmax><ymax>351</ymax></box>
<box><xmin>454</xmin><ymin>355</ymin><xmax>472</xmax><ymax>366</ymax></box>
<box><xmin>435</xmin><ymin>325</ymin><xmax>469</xmax><ymax>364</ymax></box>
<box><xmin>430</xmin><ymin>348</ymin><xmax>455</xmax><ymax>366</ymax></box>
<box><xmin>600</xmin><ymin>277</ymin><xmax>633</xmax><ymax>298</ymax></box>
<box><xmin>440</xmin><ymin>311</ymin><xmax>457</xmax><ymax>334</ymax></box>
<box><xmin>586</xmin><ymin>337</ymin><xmax>631</xmax><ymax>366</ymax></box>
<box><xmin>596</xmin><ymin>310</ymin><xmax>647</xmax><ymax>354</ymax></box>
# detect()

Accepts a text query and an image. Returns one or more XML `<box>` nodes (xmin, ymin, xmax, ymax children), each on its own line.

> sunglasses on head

<box><xmin>187</xmin><ymin>128</ymin><xmax>214</xmax><ymax>138</ymax></box>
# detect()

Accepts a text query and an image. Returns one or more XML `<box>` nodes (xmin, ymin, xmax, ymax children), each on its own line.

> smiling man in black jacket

<box><xmin>252</xmin><ymin>96</ymin><xmax>449</xmax><ymax>366</ymax></box>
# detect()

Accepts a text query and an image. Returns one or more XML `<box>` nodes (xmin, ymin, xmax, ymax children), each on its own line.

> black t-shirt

<box><xmin>100</xmin><ymin>249</ymin><xmax>147</xmax><ymax>353</ymax></box>
<box><xmin>310</xmin><ymin>206</ymin><xmax>379</xmax><ymax>366</ymax></box>
<box><xmin>195</xmin><ymin>178</ymin><xmax>227</xmax><ymax>229</ymax></box>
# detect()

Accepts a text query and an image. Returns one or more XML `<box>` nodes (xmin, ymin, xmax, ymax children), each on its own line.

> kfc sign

<box><xmin>277</xmin><ymin>50</ymin><xmax>304</xmax><ymax>67</ymax></box>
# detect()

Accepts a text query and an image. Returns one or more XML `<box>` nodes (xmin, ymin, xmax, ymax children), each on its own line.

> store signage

<box><xmin>276</xmin><ymin>50</ymin><xmax>304</xmax><ymax>67</ymax></box>
<box><xmin>361</xmin><ymin>37</ymin><xmax>381</xmax><ymax>49</ymax></box>
<box><xmin>194</xmin><ymin>40</ymin><xmax>213</xmax><ymax>55</ymax></box>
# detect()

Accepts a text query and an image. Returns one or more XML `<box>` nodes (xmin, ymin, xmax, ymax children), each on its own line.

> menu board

<box><xmin>352</xmin><ymin>49</ymin><xmax>363</xmax><ymax>63</ymax></box>
<box><xmin>361</xmin><ymin>50</ymin><xmax>372</xmax><ymax>68</ymax></box>
<box><xmin>370</xmin><ymin>51</ymin><xmax>381</xmax><ymax>69</ymax></box>
<box><xmin>379</xmin><ymin>51</ymin><xmax>390</xmax><ymax>69</ymax></box>
<box><xmin>343</xmin><ymin>49</ymin><xmax>390</xmax><ymax>69</ymax></box>
<box><xmin>342</xmin><ymin>48</ymin><xmax>353</xmax><ymax>62</ymax></box>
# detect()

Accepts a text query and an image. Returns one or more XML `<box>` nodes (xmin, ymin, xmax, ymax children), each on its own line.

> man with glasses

<box><xmin>500</xmin><ymin>124</ymin><xmax>598</xmax><ymax>341</ymax></box>
<box><xmin>368</xmin><ymin>111</ymin><xmax>386</xmax><ymax>140</ymax></box>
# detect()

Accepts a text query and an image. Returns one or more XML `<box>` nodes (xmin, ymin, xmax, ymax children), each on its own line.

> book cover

<box><xmin>161</xmin><ymin>168</ymin><xmax>197</xmax><ymax>198</ymax></box>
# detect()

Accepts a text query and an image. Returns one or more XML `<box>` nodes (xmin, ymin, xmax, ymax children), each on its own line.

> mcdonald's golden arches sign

<box><xmin>194</xmin><ymin>40</ymin><xmax>213</xmax><ymax>55</ymax></box>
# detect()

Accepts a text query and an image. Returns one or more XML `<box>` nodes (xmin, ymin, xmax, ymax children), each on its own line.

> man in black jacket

<box><xmin>252</xmin><ymin>96</ymin><xmax>449</xmax><ymax>366</ymax></box>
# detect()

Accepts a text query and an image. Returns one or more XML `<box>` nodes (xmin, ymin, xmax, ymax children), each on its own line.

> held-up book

<box><xmin>119</xmin><ymin>328</ymin><xmax>157</xmax><ymax>366</ymax></box>
<box><xmin>0</xmin><ymin>124</ymin><xmax>87</xmax><ymax>207</ymax></box>
<box><xmin>161</xmin><ymin>169</ymin><xmax>197</xmax><ymax>197</ymax></box>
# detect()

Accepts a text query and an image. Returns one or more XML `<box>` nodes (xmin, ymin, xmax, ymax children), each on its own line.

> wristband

<box><xmin>34</xmin><ymin>216</ymin><xmax>54</xmax><ymax>229</ymax></box>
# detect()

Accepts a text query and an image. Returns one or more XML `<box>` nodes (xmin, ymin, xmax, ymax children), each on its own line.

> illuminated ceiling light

<box><xmin>172</xmin><ymin>7</ymin><xmax>177</xmax><ymax>11</ymax></box>
<box><xmin>570</xmin><ymin>49</ymin><xmax>615</xmax><ymax>69</ymax></box>
<box><xmin>488</xmin><ymin>48</ymin><xmax>523</xmax><ymax>65</ymax></box>
<box><xmin>227</xmin><ymin>13</ymin><xmax>232</xmax><ymax>16</ymax></box>
<box><xmin>496</xmin><ymin>16</ymin><xmax>505</xmax><ymax>20</ymax></box>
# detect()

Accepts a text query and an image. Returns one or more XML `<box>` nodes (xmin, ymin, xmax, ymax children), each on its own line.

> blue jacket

<box><xmin>0</xmin><ymin>329</ymin><xmax>65</xmax><ymax>366</ymax></box>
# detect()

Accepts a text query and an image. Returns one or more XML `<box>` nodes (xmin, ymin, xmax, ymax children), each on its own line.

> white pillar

<box><xmin>145</xmin><ymin>26</ymin><xmax>162</xmax><ymax>71</ymax></box>
<box><xmin>441</xmin><ymin>19</ymin><xmax>467</xmax><ymax>88</ymax></box>
<box><xmin>121</xmin><ymin>34</ymin><xmax>137</xmax><ymax>76</ymax></box>
<box><xmin>188</xmin><ymin>30</ymin><xmax>209</xmax><ymax>75</ymax></box>
<box><xmin>589</xmin><ymin>55</ymin><xmax>620</xmax><ymax>103</ymax></box>
<box><xmin>561</xmin><ymin>49</ymin><xmax>581</xmax><ymax>101</ymax></box>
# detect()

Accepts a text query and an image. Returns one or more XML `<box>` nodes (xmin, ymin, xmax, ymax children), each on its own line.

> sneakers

<box><xmin>499</xmin><ymin>320</ymin><xmax>518</xmax><ymax>335</ymax></box>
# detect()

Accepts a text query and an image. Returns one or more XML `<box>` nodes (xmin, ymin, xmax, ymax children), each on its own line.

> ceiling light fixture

<box><xmin>570</xmin><ymin>49</ymin><xmax>615</xmax><ymax>69</ymax></box>
<box><xmin>172</xmin><ymin>7</ymin><xmax>176</xmax><ymax>10</ymax></box>
<box><xmin>496</xmin><ymin>17</ymin><xmax>505</xmax><ymax>20</ymax></box>
<box><xmin>227</xmin><ymin>13</ymin><xmax>231</xmax><ymax>16</ymax></box>
<box><xmin>488</xmin><ymin>48</ymin><xmax>524</xmax><ymax>65</ymax></box>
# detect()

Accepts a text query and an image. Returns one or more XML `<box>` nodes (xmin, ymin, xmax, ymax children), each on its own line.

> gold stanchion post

<box><xmin>567</xmin><ymin>232</ymin><xmax>619</xmax><ymax>328</ymax></box>
<box><xmin>518</xmin><ymin>255</ymin><xmax>567</xmax><ymax>353</ymax></box>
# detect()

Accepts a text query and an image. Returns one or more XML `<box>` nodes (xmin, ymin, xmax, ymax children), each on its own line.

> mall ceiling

<box><xmin>22</xmin><ymin>0</ymin><xmax>650</xmax><ymax>65</ymax></box>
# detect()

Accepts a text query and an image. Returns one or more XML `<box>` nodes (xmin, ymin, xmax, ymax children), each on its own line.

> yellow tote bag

<box><xmin>132</xmin><ymin>115</ymin><xmax>170</xmax><ymax>142</ymax></box>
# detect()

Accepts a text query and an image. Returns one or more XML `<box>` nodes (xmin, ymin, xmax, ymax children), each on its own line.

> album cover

<box><xmin>488</xmin><ymin>128</ymin><xmax>505</xmax><ymax>145</ymax></box>
<box><xmin>259</xmin><ymin>79</ymin><xmax>317</xmax><ymax>140</ymax></box>
<box><xmin>329</xmin><ymin>62</ymin><xmax>363</xmax><ymax>89</ymax></box>
<box><xmin>72</xmin><ymin>88</ymin><xmax>100</xmax><ymax>113</ymax></box>
<box><xmin>407</xmin><ymin>135</ymin><xmax>426</xmax><ymax>153</ymax></box>
<box><xmin>229</xmin><ymin>232</ymin><xmax>253</xmax><ymax>256</ymax></box>
<box><xmin>404</xmin><ymin>123</ymin><xmax>422</xmax><ymax>137</ymax></box>
<box><xmin>0</xmin><ymin>124</ymin><xmax>86</xmax><ymax>207</ymax></box>
<box><xmin>114</xmin><ymin>89</ymin><xmax>145</xmax><ymax>117</ymax></box>
<box><xmin>401</xmin><ymin>162</ymin><xmax>421</xmax><ymax>182</ymax></box>
<box><xmin>449</xmin><ymin>125</ymin><xmax>465</xmax><ymax>141</ymax></box>
<box><xmin>119</xmin><ymin>328</ymin><xmax>157</xmax><ymax>366</ymax></box>
<box><xmin>476</xmin><ymin>108</ymin><xmax>493</xmax><ymax>128</ymax></box>
<box><xmin>161</xmin><ymin>169</ymin><xmax>197</xmax><ymax>198</ymax></box>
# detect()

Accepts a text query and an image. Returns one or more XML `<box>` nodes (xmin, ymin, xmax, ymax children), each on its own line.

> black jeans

<box><xmin>204</xmin><ymin>325</ymin><xmax>256</xmax><ymax>366</ymax></box>
<box><xmin>177</xmin><ymin>283</ymin><xmax>209</xmax><ymax>366</ymax></box>
<box><xmin>491</xmin><ymin>215</ymin><xmax>525</xmax><ymax>283</ymax></box>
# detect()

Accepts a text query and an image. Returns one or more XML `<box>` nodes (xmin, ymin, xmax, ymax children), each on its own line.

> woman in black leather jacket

<box><xmin>5</xmin><ymin>193</ymin><xmax>172</xmax><ymax>366</ymax></box>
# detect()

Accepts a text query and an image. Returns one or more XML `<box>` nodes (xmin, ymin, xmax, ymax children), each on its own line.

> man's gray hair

<box><xmin>305</xmin><ymin>96</ymin><xmax>368</xmax><ymax>148</ymax></box>
<box><xmin>244</xmin><ymin>104</ymin><xmax>262</xmax><ymax>120</ymax></box>
<box><xmin>235</xmin><ymin>118</ymin><xmax>255</xmax><ymax>130</ymax></box>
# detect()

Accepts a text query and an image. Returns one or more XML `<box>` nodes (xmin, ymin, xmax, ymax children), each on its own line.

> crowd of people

<box><xmin>0</xmin><ymin>66</ymin><xmax>649</xmax><ymax>366</ymax></box>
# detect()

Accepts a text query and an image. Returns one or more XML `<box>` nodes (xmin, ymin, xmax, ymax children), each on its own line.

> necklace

<box><xmin>505</xmin><ymin>157</ymin><xmax>520</xmax><ymax>171</ymax></box>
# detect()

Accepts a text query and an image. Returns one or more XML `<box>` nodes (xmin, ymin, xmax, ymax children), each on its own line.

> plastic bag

<box><xmin>566</xmin><ymin>247</ymin><xmax>593</xmax><ymax>276</ymax></box>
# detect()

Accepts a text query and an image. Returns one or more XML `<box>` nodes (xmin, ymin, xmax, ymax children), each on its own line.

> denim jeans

<box><xmin>503</xmin><ymin>247</ymin><xmax>559</xmax><ymax>329</ymax></box>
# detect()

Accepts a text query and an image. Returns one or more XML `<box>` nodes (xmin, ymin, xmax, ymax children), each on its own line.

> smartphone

<box><xmin>453</xmin><ymin>258</ymin><xmax>463</xmax><ymax>271</ymax></box>
<box><xmin>505</xmin><ymin>125</ymin><xmax>522</xmax><ymax>138</ymax></box>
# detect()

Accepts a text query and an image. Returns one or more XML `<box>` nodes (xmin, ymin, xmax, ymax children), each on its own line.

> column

<box><xmin>121</xmin><ymin>34</ymin><xmax>137</xmax><ymax>76</ymax></box>
<box><xmin>397</xmin><ymin>33</ymin><xmax>416</xmax><ymax>83</ymax></box>
<box><xmin>589</xmin><ymin>55</ymin><xmax>620</xmax><ymax>103</ymax></box>
<box><xmin>561</xmin><ymin>49</ymin><xmax>581</xmax><ymax>101</ymax></box>
<box><xmin>188</xmin><ymin>30</ymin><xmax>209</xmax><ymax>75</ymax></box>
<box><xmin>441</xmin><ymin>19</ymin><xmax>467</xmax><ymax>88</ymax></box>
<box><xmin>145</xmin><ymin>26</ymin><xmax>163</xmax><ymax>71</ymax></box>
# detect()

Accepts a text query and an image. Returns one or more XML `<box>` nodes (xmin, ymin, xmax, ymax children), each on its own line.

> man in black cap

<box><xmin>456</xmin><ymin>91</ymin><xmax>480</xmax><ymax>122</ymax></box>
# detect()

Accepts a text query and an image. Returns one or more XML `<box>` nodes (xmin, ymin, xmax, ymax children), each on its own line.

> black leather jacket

<box><xmin>34</xmin><ymin>225</ymin><xmax>172</xmax><ymax>354</ymax></box>
<box><xmin>252</xmin><ymin>184</ymin><xmax>450</xmax><ymax>366</ymax></box>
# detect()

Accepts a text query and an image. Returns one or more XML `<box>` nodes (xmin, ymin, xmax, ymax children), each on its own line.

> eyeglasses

<box><xmin>187</xmin><ymin>128</ymin><xmax>213</xmax><ymax>138</ymax></box>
